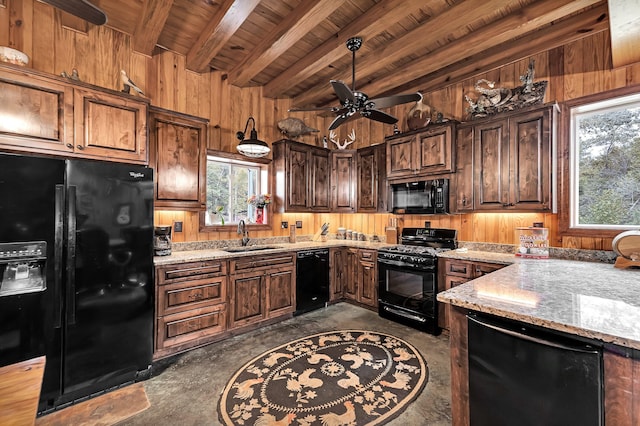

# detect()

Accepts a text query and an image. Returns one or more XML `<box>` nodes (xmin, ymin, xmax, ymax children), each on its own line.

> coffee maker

<box><xmin>153</xmin><ymin>226</ymin><xmax>172</xmax><ymax>256</ymax></box>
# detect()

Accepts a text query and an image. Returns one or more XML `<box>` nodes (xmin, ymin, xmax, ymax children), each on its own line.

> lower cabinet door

<box><xmin>229</xmin><ymin>274</ymin><xmax>266</xmax><ymax>329</ymax></box>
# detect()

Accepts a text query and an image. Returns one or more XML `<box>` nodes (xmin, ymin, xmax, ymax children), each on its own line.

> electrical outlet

<box><xmin>281</xmin><ymin>221</ymin><xmax>288</xmax><ymax>229</ymax></box>
<box><xmin>296</xmin><ymin>221</ymin><xmax>302</xmax><ymax>228</ymax></box>
<box><xmin>173</xmin><ymin>221</ymin><xmax>183</xmax><ymax>233</ymax></box>
<box><xmin>424</xmin><ymin>221</ymin><xmax>431</xmax><ymax>228</ymax></box>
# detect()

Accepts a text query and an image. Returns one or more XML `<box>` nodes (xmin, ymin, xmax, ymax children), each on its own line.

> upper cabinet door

<box><xmin>0</xmin><ymin>66</ymin><xmax>75</xmax><ymax>155</ymax></box>
<box><xmin>473</xmin><ymin>119</ymin><xmax>510</xmax><ymax>210</ymax></box>
<box><xmin>331</xmin><ymin>150</ymin><xmax>356</xmax><ymax>212</ymax></box>
<box><xmin>357</xmin><ymin>144</ymin><xmax>386</xmax><ymax>212</ymax></box>
<box><xmin>286</xmin><ymin>143</ymin><xmax>311</xmax><ymax>211</ymax></box>
<box><xmin>150</xmin><ymin>108</ymin><xmax>208</xmax><ymax>210</ymax></box>
<box><xmin>508</xmin><ymin>108</ymin><xmax>553</xmax><ymax>211</ymax></box>
<box><xmin>416</xmin><ymin>124</ymin><xmax>454</xmax><ymax>175</ymax></box>
<box><xmin>74</xmin><ymin>88</ymin><xmax>148</xmax><ymax>164</ymax></box>
<box><xmin>386</xmin><ymin>134</ymin><xmax>415</xmax><ymax>178</ymax></box>
<box><xmin>386</xmin><ymin>122</ymin><xmax>456</xmax><ymax>180</ymax></box>
<box><xmin>309</xmin><ymin>147</ymin><xmax>331</xmax><ymax>212</ymax></box>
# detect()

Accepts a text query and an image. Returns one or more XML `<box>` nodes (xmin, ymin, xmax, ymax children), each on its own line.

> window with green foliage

<box><xmin>569</xmin><ymin>92</ymin><xmax>640</xmax><ymax>230</ymax></box>
<box><xmin>204</xmin><ymin>153</ymin><xmax>269</xmax><ymax>227</ymax></box>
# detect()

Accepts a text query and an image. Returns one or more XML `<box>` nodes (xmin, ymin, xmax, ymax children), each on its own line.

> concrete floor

<box><xmin>122</xmin><ymin>303</ymin><xmax>453</xmax><ymax>425</ymax></box>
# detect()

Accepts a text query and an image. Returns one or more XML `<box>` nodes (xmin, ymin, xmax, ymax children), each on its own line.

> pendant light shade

<box><xmin>236</xmin><ymin>117</ymin><xmax>270</xmax><ymax>158</ymax></box>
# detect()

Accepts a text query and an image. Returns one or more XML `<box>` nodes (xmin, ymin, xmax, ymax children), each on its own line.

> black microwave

<box><xmin>389</xmin><ymin>178</ymin><xmax>449</xmax><ymax>214</ymax></box>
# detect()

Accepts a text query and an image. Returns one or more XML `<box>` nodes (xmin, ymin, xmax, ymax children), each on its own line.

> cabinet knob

<box><xmin>66</xmin><ymin>143</ymin><xmax>73</xmax><ymax>149</ymax></box>
<box><xmin>76</xmin><ymin>145</ymin><xmax>85</xmax><ymax>150</ymax></box>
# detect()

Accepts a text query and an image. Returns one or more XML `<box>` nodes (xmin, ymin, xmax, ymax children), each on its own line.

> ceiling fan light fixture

<box><xmin>236</xmin><ymin>117</ymin><xmax>270</xmax><ymax>158</ymax></box>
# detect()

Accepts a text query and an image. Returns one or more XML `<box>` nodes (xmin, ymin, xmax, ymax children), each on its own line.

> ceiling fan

<box><xmin>290</xmin><ymin>37</ymin><xmax>422</xmax><ymax>130</ymax></box>
<box><xmin>40</xmin><ymin>0</ymin><xmax>107</xmax><ymax>26</ymax></box>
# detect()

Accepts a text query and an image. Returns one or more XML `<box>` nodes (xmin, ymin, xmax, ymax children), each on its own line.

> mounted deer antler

<box><xmin>329</xmin><ymin>129</ymin><xmax>356</xmax><ymax>150</ymax></box>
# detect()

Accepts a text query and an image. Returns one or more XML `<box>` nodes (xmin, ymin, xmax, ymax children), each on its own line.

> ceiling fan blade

<box><xmin>363</xmin><ymin>109</ymin><xmax>398</xmax><ymax>125</ymax></box>
<box><xmin>369</xmin><ymin>93</ymin><xmax>422</xmax><ymax>109</ymax></box>
<box><xmin>289</xmin><ymin>106</ymin><xmax>338</xmax><ymax>112</ymax></box>
<box><xmin>41</xmin><ymin>0</ymin><xmax>107</xmax><ymax>25</ymax></box>
<box><xmin>328</xmin><ymin>111</ymin><xmax>360</xmax><ymax>131</ymax></box>
<box><xmin>331</xmin><ymin>80</ymin><xmax>355</xmax><ymax>104</ymax></box>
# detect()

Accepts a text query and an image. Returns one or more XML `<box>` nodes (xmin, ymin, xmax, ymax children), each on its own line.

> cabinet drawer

<box><xmin>444</xmin><ymin>260</ymin><xmax>473</xmax><ymax>278</ymax></box>
<box><xmin>358</xmin><ymin>249</ymin><xmax>376</xmax><ymax>261</ymax></box>
<box><xmin>156</xmin><ymin>304</ymin><xmax>226</xmax><ymax>349</ymax></box>
<box><xmin>474</xmin><ymin>262</ymin><xmax>504</xmax><ymax>277</ymax></box>
<box><xmin>445</xmin><ymin>275</ymin><xmax>469</xmax><ymax>289</ymax></box>
<box><xmin>157</xmin><ymin>260</ymin><xmax>227</xmax><ymax>285</ymax></box>
<box><xmin>157</xmin><ymin>276</ymin><xmax>227</xmax><ymax>316</ymax></box>
<box><xmin>231</xmin><ymin>253</ymin><xmax>295</xmax><ymax>272</ymax></box>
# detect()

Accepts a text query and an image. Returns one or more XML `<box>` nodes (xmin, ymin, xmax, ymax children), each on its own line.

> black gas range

<box><xmin>378</xmin><ymin>228</ymin><xmax>457</xmax><ymax>334</ymax></box>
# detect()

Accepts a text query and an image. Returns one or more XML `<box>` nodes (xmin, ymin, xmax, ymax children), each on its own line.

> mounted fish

<box><xmin>277</xmin><ymin>117</ymin><xmax>319</xmax><ymax>139</ymax></box>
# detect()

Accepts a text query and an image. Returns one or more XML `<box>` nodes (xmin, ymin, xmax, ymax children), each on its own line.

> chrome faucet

<box><xmin>237</xmin><ymin>220</ymin><xmax>249</xmax><ymax>246</ymax></box>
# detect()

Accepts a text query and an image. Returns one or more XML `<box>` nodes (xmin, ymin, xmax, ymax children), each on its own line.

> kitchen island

<box><xmin>437</xmin><ymin>257</ymin><xmax>640</xmax><ymax>426</ymax></box>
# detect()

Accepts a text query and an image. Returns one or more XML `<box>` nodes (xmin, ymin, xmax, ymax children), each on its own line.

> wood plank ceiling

<box><xmin>86</xmin><ymin>0</ymin><xmax>609</xmax><ymax>108</ymax></box>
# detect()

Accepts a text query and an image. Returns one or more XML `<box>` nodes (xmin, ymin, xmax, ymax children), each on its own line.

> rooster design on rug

<box><xmin>307</xmin><ymin>353</ymin><xmax>333</xmax><ymax>364</ymax></box>
<box><xmin>380</xmin><ymin>371</ymin><xmax>412</xmax><ymax>390</ymax></box>
<box><xmin>392</xmin><ymin>347</ymin><xmax>417</xmax><ymax>362</ymax></box>
<box><xmin>319</xmin><ymin>401</ymin><xmax>356</xmax><ymax>426</ymax></box>
<box><xmin>263</xmin><ymin>352</ymin><xmax>294</xmax><ymax>367</ymax></box>
<box><xmin>337</xmin><ymin>371</ymin><xmax>361</xmax><ymax>390</ymax></box>
<box><xmin>232</xmin><ymin>377</ymin><xmax>264</xmax><ymax>399</ymax></box>
<box><xmin>318</xmin><ymin>334</ymin><xmax>342</xmax><ymax>346</ymax></box>
<box><xmin>286</xmin><ymin>368</ymin><xmax>324</xmax><ymax>391</ymax></box>
<box><xmin>254</xmin><ymin>412</ymin><xmax>296</xmax><ymax>426</ymax></box>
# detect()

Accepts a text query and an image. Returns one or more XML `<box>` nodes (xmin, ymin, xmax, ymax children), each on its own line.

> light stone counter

<box><xmin>437</xmin><ymin>249</ymin><xmax>518</xmax><ymax>265</ymax></box>
<box><xmin>437</xmin><ymin>258</ymin><xmax>640</xmax><ymax>350</ymax></box>
<box><xmin>154</xmin><ymin>240</ymin><xmax>393</xmax><ymax>266</ymax></box>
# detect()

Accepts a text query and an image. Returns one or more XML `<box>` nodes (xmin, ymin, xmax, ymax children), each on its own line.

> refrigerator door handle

<box><xmin>54</xmin><ymin>185</ymin><xmax>65</xmax><ymax>329</ymax></box>
<box><xmin>66</xmin><ymin>185</ymin><xmax>77</xmax><ymax>325</ymax></box>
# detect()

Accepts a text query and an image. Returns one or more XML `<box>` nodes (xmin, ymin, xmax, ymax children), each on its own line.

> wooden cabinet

<box><xmin>439</xmin><ymin>258</ymin><xmax>505</xmax><ymax>330</ymax></box>
<box><xmin>149</xmin><ymin>107</ymin><xmax>208</xmax><ymax>210</ymax></box>
<box><xmin>341</xmin><ymin>248</ymin><xmax>358</xmax><ymax>301</ymax></box>
<box><xmin>331</xmin><ymin>247</ymin><xmax>377</xmax><ymax>308</ymax></box>
<box><xmin>357</xmin><ymin>249</ymin><xmax>378</xmax><ymax>307</ymax></box>
<box><xmin>331</xmin><ymin>150</ymin><xmax>356</xmax><ymax>212</ymax></box>
<box><xmin>330</xmin><ymin>248</ymin><xmax>346</xmax><ymax>302</ymax></box>
<box><xmin>228</xmin><ymin>252</ymin><xmax>295</xmax><ymax>330</ymax></box>
<box><xmin>154</xmin><ymin>260</ymin><xmax>228</xmax><ymax>359</ymax></box>
<box><xmin>456</xmin><ymin>104</ymin><xmax>557</xmax><ymax>212</ymax></box>
<box><xmin>356</xmin><ymin>144</ymin><xmax>387</xmax><ymax>212</ymax></box>
<box><xmin>455</xmin><ymin>124</ymin><xmax>474</xmax><ymax>212</ymax></box>
<box><xmin>386</xmin><ymin>122</ymin><xmax>456</xmax><ymax>179</ymax></box>
<box><xmin>273</xmin><ymin>139</ymin><xmax>330</xmax><ymax>212</ymax></box>
<box><xmin>0</xmin><ymin>64</ymin><xmax>148</xmax><ymax>164</ymax></box>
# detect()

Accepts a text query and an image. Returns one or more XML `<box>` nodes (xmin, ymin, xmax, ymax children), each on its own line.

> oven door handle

<box><xmin>377</xmin><ymin>257</ymin><xmax>435</xmax><ymax>270</ymax></box>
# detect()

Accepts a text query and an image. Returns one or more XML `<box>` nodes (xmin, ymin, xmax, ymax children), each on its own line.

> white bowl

<box><xmin>0</xmin><ymin>46</ymin><xmax>29</xmax><ymax>66</ymax></box>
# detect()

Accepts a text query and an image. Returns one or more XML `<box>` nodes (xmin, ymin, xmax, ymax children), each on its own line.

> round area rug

<box><xmin>218</xmin><ymin>330</ymin><xmax>428</xmax><ymax>425</ymax></box>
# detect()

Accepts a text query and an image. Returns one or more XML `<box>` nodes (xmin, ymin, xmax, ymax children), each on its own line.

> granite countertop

<box><xmin>437</xmin><ymin>258</ymin><xmax>640</xmax><ymax>350</ymax></box>
<box><xmin>437</xmin><ymin>249</ymin><xmax>518</xmax><ymax>265</ymax></box>
<box><xmin>154</xmin><ymin>240</ymin><xmax>393</xmax><ymax>265</ymax></box>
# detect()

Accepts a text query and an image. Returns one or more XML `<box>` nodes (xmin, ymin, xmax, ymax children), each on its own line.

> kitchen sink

<box><xmin>220</xmin><ymin>246</ymin><xmax>280</xmax><ymax>253</ymax></box>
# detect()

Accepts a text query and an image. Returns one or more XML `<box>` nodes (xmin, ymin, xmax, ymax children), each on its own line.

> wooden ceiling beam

<box><xmin>133</xmin><ymin>0</ymin><xmax>174</xmax><ymax>56</ymax></box>
<box><xmin>292</xmin><ymin>0</ymin><xmax>519</xmax><ymax>107</ymax></box>
<box><xmin>227</xmin><ymin>0</ymin><xmax>343</xmax><ymax>86</ymax></box>
<box><xmin>607</xmin><ymin>0</ymin><xmax>640</xmax><ymax>68</ymax></box>
<box><xmin>262</xmin><ymin>0</ymin><xmax>428</xmax><ymax>98</ymax></box>
<box><xmin>360</xmin><ymin>3</ymin><xmax>610</xmax><ymax>102</ymax></box>
<box><xmin>186</xmin><ymin>0</ymin><xmax>261</xmax><ymax>73</ymax></box>
<box><xmin>293</xmin><ymin>0</ymin><xmax>604</xmax><ymax>108</ymax></box>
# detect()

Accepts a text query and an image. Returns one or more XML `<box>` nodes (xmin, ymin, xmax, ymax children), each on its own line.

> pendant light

<box><xmin>236</xmin><ymin>117</ymin><xmax>270</xmax><ymax>158</ymax></box>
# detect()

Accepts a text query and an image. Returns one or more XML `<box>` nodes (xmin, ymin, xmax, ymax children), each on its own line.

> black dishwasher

<box><xmin>295</xmin><ymin>249</ymin><xmax>329</xmax><ymax>315</ymax></box>
<box><xmin>468</xmin><ymin>312</ymin><xmax>603</xmax><ymax>426</ymax></box>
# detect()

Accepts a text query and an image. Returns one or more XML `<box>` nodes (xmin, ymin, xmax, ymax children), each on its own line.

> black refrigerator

<box><xmin>0</xmin><ymin>153</ymin><xmax>154</xmax><ymax>413</ymax></box>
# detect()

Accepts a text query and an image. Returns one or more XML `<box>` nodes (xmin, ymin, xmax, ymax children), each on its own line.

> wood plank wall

<box><xmin>2</xmin><ymin>0</ymin><xmax>638</xmax><ymax>249</ymax></box>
